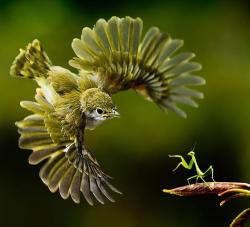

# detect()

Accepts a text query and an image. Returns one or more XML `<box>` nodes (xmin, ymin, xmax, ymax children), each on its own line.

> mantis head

<box><xmin>188</xmin><ymin>151</ymin><xmax>195</xmax><ymax>156</ymax></box>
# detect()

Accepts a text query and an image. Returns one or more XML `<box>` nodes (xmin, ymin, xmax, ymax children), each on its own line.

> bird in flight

<box><xmin>10</xmin><ymin>16</ymin><xmax>205</xmax><ymax>205</ymax></box>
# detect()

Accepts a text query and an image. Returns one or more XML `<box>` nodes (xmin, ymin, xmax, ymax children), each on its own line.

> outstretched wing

<box><xmin>69</xmin><ymin>16</ymin><xmax>205</xmax><ymax>118</ymax></box>
<box><xmin>16</xmin><ymin>88</ymin><xmax>121</xmax><ymax>205</ymax></box>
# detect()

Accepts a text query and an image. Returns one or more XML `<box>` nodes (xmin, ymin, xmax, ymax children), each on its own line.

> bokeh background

<box><xmin>0</xmin><ymin>0</ymin><xmax>250</xmax><ymax>226</ymax></box>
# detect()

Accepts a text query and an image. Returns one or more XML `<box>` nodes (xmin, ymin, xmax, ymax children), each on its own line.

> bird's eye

<box><xmin>96</xmin><ymin>108</ymin><xmax>103</xmax><ymax>114</ymax></box>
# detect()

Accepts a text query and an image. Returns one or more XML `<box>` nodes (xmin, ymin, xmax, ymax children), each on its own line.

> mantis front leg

<box><xmin>168</xmin><ymin>155</ymin><xmax>194</xmax><ymax>172</ymax></box>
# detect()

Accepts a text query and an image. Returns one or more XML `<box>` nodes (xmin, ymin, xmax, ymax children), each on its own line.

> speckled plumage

<box><xmin>10</xmin><ymin>16</ymin><xmax>205</xmax><ymax>205</ymax></box>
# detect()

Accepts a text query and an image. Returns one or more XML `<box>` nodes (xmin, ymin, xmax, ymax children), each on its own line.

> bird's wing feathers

<box><xmin>69</xmin><ymin>16</ymin><xmax>205</xmax><ymax>118</ymax></box>
<box><xmin>10</xmin><ymin>39</ymin><xmax>52</xmax><ymax>79</ymax></box>
<box><xmin>16</xmin><ymin>89</ymin><xmax>121</xmax><ymax>205</ymax></box>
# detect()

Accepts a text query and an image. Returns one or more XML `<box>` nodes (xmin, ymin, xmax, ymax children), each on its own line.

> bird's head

<box><xmin>81</xmin><ymin>88</ymin><xmax>119</xmax><ymax>121</ymax></box>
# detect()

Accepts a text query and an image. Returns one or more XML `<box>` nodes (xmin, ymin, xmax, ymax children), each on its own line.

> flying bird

<box><xmin>10</xmin><ymin>16</ymin><xmax>205</xmax><ymax>205</ymax></box>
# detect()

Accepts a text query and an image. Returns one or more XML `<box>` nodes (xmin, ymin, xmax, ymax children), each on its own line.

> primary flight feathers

<box><xmin>10</xmin><ymin>16</ymin><xmax>205</xmax><ymax>205</ymax></box>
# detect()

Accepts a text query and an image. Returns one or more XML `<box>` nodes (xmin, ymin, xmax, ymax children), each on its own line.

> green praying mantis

<box><xmin>169</xmin><ymin>146</ymin><xmax>215</xmax><ymax>184</ymax></box>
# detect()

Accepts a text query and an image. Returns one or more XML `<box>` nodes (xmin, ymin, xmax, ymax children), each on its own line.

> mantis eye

<box><xmin>96</xmin><ymin>108</ymin><xmax>103</xmax><ymax>114</ymax></box>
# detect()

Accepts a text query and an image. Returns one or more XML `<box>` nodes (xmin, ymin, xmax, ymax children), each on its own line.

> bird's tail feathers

<box><xmin>64</xmin><ymin>143</ymin><xmax>122</xmax><ymax>204</ymax></box>
<box><xmin>10</xmin><ymin>39</ymin><xmax>52</xmax><ymax>79</ymax></box>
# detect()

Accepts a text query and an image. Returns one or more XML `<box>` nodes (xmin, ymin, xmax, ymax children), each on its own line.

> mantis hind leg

<box><xmin>203</xmin><ymin>165</ymin><xmax>215</xmax><ymax>182</ymax></box>
<box><xmin>210</xmin><ymin>166</ymin><xmax>215</xmax><ymax>182</ymax></box>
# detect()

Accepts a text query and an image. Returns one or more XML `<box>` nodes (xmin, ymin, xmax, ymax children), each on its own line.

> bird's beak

<box><xmin>111</xmin><ymin>110</ymin><xmax>120</xmax><ymax>118</ymax></box>
<box><xmin>103</xmin><ymin>110</ymin><xmax>120</xmax><ymax>119</ymax></box>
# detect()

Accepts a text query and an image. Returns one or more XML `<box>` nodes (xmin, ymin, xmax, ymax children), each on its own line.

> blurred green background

<box><xmin>0</xmin><ymin>0</ymin><xmax>250</xmax><ymax>226</ymax></box>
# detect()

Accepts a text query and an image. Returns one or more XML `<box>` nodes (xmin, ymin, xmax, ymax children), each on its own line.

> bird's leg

<box><xmin>169</xmin><ymin>154</ymin><xmax>194</xmax><ymax>172</ymax></box>
<box><xmin>75</xmin><ymin>114</ymin><xmax>87</xmax><ymax>156</ymax></box>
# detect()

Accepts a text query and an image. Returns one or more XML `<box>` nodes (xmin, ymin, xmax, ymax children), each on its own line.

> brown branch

<box><xmin>163</xmin><ymin>182</ymin><xmax>250</xmax><ymax>197</ymax></box>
